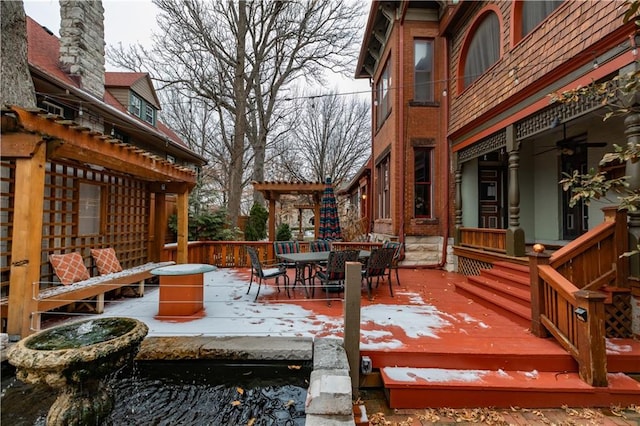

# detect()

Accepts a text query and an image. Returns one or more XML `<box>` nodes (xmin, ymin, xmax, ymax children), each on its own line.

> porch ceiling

<box><xmin>3</xmin><ymin>107</ymin><xmax>197</xmax><ymax>186</ymax></box>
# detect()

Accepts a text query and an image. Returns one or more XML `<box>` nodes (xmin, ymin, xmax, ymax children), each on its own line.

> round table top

<box><xmin>151</xmin><ymin>263</ymin><xmax>217</xmax><ymax>276</ymax></box>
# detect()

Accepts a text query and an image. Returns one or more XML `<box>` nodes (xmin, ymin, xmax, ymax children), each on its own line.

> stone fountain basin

<box><xmin>7</xmin><ymin>317</ymin><xmax>148</xmax><ymax>388</ymax></box>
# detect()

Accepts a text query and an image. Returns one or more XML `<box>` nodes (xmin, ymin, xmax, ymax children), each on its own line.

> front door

<box><xmin>478</xmin><ymin>150</ymin><xmax>507</xmax><ymax>229</ymax></box>
<box><xmin>561</xmin><ymin>144</ymin><xmax>588</xmax><ymax>239</ymax></box>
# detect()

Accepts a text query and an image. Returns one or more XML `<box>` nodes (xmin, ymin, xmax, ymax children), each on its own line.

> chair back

<box><xmin>382</xmin><ymin>240</ymin><xmax>402</xmax><ymax>262</ymax></box>
<box><xmin>309</xmin><ymin>239</ymin><xmax>331</xmax><ymax>252</ymax></box>
<box><xmin>364</xmin><ymin>247</ymin><xmax>396</xmax><ymax>278</ymax></box>
<box><xmin>325</xmin><ymin>250</ymin><xmax>359</xmax><ymax>281</ymax></box>
<box><xmin>246</xmin><ymin>246</ymin><xmax>264</xmax><ymax>277</ymax></box>
<box><xmin>273</xmin><ymin>241</ymin><xmax>300</xmax><ymax>256</ymax></box>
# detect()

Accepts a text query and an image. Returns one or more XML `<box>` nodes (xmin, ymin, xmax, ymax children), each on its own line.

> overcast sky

<box><xmin>23</xmin><ymin>0</ymin><xmax>371</xmax><ymax>98</ymax></box>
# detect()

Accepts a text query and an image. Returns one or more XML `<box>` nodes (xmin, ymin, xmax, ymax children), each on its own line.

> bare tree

<box><xmin>1</xmin><ymin>1</ymin><xmax>35</xmax><ymax>108</ymax></box>
<box><xmin>280</xmin><ymin>92</ymin><xmax>371</xmax><ymax>187</ymax></box>
<box><xmin>108</xmin><ymin>0</ymin><xmax>365</xmax><ymax>225</ymax></box>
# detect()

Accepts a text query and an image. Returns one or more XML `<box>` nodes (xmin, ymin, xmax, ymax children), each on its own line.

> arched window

<box><xmin>520</xmin><ymin>0</ymin><xmax>562</xmax><ymax>38</ymax></box>
<box><xmin>463</xmin><ymin>12</ymin><xmax>500</xmax><ymax>88</ymax></box>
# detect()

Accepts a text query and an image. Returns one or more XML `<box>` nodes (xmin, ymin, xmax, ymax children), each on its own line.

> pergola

<box><xmin>252</xmin><ymin>181</ymin><xmax>326</xmax><ymax>241</ymax></box>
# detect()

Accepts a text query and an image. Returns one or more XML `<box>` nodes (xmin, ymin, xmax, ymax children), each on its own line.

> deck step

<box><xmin>480</xmin><ymin>267</ymin><xmax>531</xmax><ymax>288</ymax></box>
<box><xmin>455</xmin><ymin>280</ymin><xmax>531</xmax><ymax>322</ymax></box>
<box><xmin>493</xmin><ymin>261</ymin><xmax>530</xmax><ymax>277</ymax></box>
<box><xmin>467</xmin><ymin>275</ymin><xmax>530</xmax><ymax>304</ymax></box>
<box><xmin>381</xmin><ymin>367</ymin><xmax>640</xmax><ymax>409</ymax></box>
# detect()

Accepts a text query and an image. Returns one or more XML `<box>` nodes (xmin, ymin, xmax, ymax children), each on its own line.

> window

<box><xmin>129</xmin><ymin>92</ymin><xmax>157</xmax><ymax>125</ymax></box>
<box><xmin>463</xmin><ymin>12</ymin><xmax>500</xmax><ymax>88</ymax></box>
<box><xmin>78</xmin><ymin>182</ymin><xmax>102</xmax><ymax>235</ymax></box>
<box><xmin>144</xmin><ymin>104</ymin><xmax>156</xmax><ymax>125</ymax></box>
<box><xmin>42</xmin><ymin>100</ymin><xmax>64</xmax><ymax>116</ymax></box>
<box><xmin>414</xmin><ymin>40</ymin><xmax>434</xmax><ymax>102</ymax></box>
<box><xmin>414</xmin><ymin>148</ymin><xmax>432</xmax><ymax>218</ymax></box>
<box><xmin>520</xmin><ymin>0</ymin><xmax>562</xmax><ymax>38</ymax></box>
<box><xmin>376</xmin><ymin>155</ymin><xmax>391</xmax><ymax>219</ymax></box>
<box><xmin>376</xmin><ymin>58</ymin><xmax>391</xmax><ymax>127</ymax></box>
<box><xmin>129</xmin><ymin>93</ymin><xmax>142</xmax><ymax>117</ymax></box>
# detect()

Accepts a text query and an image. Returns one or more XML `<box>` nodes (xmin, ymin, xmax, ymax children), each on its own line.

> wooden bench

<box><xmin>31</xmin><ymin>261</ymin><xmax>174</xmax><ymax>330</ymax></box>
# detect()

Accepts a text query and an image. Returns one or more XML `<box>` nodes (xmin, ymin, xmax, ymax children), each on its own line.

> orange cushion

<box><xmin>49</xmin><ymin>252</ymin><xmax>90</xmax><ymax>285</ymax></box>
<box><xmin>90</xmin><ymin>248</ymin><xmax>123</xmax><ymax>275</ymax></box>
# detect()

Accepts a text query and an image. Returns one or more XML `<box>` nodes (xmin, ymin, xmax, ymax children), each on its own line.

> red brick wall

<box><xmin>372</xmin><ymin>15</ymin><xmax>450</xmax><ymax>238</ymax></box>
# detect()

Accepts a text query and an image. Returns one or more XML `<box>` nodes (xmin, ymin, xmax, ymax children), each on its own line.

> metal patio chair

<box><xmin>361</xmin><ymin>246</ymin><xmax>397</xmax><ymax>299</ymax></box>
<box><xmin>246</xmin><ymin>246</ymin><xmax>290</xmax><ymax>301</ymax></box>
<box><xmin>313</xmin><ymin>249</ymin><xmax>360</xmax><ymax>305</ymax></box>
<box><xmin>382</xmin><ymin>240</ymin><xmax>403</xmax><ymax>286</ymax></box>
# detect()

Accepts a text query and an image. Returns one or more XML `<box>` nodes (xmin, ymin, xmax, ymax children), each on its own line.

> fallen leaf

<box><xmin>288</xmin><ymin>364</ymin><xmax>301</xmax><ymax>370</ymax></box>
<box><xmin>231</xmin><ymin>400</ymin><xmax>241</xmax><ymax>406</ymax></box>
<box><xmin>236</xmin><ymin>387</ymin><xmax>244</xmax><ymax>395</ymax></box>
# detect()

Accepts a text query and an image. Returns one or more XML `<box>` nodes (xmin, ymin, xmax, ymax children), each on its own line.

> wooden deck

<box><xmin>250</xmin><ymin>266</ymin><xmax>640</xmax><ymax>410</ymax></box>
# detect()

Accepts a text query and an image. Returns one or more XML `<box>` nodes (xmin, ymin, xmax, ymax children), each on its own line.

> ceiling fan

<box><xmin>534</xmin><ymin>122</ymin><xmax>607</xmax><ymax>156</ymax></box>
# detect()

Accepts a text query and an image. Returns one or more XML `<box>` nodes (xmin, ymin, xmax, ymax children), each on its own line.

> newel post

<box><xmin>602</xmin><ymin>206</ymin><xmax>629</xmax><ymax>286</ymax></box>
<box><xmin>529</xmin><ymin>244</ymin><xmax>550</xmax><ymax>337</ymax></box>
<box><xmin>574</xmin><ymin>289</ymin><xmax>608</xmax><ymax>387</ymax></box>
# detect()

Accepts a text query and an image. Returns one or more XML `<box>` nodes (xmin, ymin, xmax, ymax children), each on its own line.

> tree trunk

<box><xmin>1</xmin><ymin>0</ymin><xmax>36</xmax><ymax>108</ymax></box>
<box><xmin>227</xmin><ymin>0</ymin><xmax>249</xmax><ymax>227</ymax></box>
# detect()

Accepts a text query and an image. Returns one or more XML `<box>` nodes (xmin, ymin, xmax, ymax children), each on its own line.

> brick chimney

<box><xmin>58</xmin><ymin>0</ymin><xmax>105</xmax><ymax>99</ymax></box>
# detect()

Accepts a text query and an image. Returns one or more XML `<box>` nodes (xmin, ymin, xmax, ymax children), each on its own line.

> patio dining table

<box><xmin>278</xmin><ymin>250</ymin><xmax>370</xmax><ymax>298</ymax></box>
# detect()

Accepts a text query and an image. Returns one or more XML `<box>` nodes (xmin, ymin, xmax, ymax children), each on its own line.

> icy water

<box><xmin>1</xmin><ymin>360</ymin><xmax>310</xmax><ymax>425</ymax></box>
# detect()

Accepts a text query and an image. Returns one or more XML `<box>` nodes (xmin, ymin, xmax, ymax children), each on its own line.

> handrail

<box><xmin>529</xmin><ymin>208</ymin><xmax>627</xmax><ymax>387</ymax></box>
<box><xmin>161</xmin><ymin>240</ymin><xmax>383</xmax><ymax>268</ymax></box>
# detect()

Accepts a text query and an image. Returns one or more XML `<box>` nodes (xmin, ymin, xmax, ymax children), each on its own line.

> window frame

<box><xmin>413</xmin><ymin>148</ymin><xmax>433</xmax><ymax>218</ymax></box>
<box><xmin>129</xmin><ymin>93</ymin><xmax>142</xmax><ymax>117</ymax></box>
<box><xmin>376</xmin><ymin>154</ymin><xmax>391</xmax><ymax>219</ymax></box>
<box><xmin>414</xmin><ymin>39</ymin><xmax>434</xmax><ymax>103</ymax></box>
<box><xmin>77</xmin><ymin>180</ymin><xmax>106</xmax><ymax>236</ymax></box>
<box><xmin>376</xmin><ymin>58</ymin><xmax>392</xmax><ymax>128</ymax></box>
<box><xmin>459</xmin><ymin>7</ymin><xmax>503</xmax><ymax>91</ymax></box>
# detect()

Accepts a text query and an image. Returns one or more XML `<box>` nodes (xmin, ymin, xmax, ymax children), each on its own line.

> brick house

<box><xmin>356</xmin><ymin>1</ymin><xmax>453</xmax><ymax>268</ymax></box>
<box><xmin>1</xmin><ymin>2</ymin><xmax>205</xmax><ymax>337</ymax></box>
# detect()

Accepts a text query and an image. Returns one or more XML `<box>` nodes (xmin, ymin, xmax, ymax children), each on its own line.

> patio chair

<box><xmin>246</xmin><ymin>246</ymin><xmax>290</xmax><ymax>301</ymax></box>
<box><xmin>273</xmin><ymin>240</ymin><xmax>306</xmax><ymax>290</ymax></box>
<box><xmin>382</xmin><ymin>240</ymin><xmax>403</xmax><ymax>286</ymax></box>
<box><xmin>309</xmin><ymin>239</ymin><xmax>331</xmax><ymax>252</ymax></box>
<box><xmin>314</xmin><ymin>249</ymin><xmax>360</xmax><ymax>305</ymax></box>
<box><xmin>361</xmin><ymin>246</ymin><xmax>397</xmax><ymax>299</ymax></box>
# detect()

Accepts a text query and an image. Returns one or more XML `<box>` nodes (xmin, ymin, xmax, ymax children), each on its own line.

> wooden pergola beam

<box><xmin>10</xmin><ymin>107</ymin><xmax>197</xmax><ymax>185</ymax></box>
<box><xmin>252</xmin><ymin>181</ymin><xmax>325</xmax><ymax>241</ymax></box>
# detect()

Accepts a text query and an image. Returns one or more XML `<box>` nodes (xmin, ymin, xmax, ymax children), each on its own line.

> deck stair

<box><xmin>454</xmin><ymin>261</ymin><xmax>532</xmax><ymax>322</ymax></box>
<box><xmin>371</xmin><ymin>262</ymin><xmax>640</xmax><ymax>409</ymax></box>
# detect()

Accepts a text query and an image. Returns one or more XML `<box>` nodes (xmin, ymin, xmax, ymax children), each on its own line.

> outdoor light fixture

<box><xmin>362</xmin><ymin>194</ymin><xmax>367</xmax><ymax>200</ymax></box>
<box><xmin>574</xmin><ymin>307</ymin><xmax>588</xmax><ymax>322</ymax></box>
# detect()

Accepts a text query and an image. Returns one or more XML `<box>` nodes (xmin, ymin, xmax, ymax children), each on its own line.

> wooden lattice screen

<box><xmin>0</xmin><ymin>160</ymin><xmax>15</xmax><ymax>298</ymax></box>
<box><xmin>40</xmin><ymin>161</ymin><xmax>151</xmax><ymax>283</ymax></box>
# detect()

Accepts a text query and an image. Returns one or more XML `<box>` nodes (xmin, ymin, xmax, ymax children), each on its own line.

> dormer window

<box><xmin>129</xmin><ymin>91</ymin><xmax>156</xmax><ymax>126</ymax></box>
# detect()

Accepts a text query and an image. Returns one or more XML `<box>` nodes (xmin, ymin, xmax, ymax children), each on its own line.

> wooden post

<box><xmin>529</xmin><ymin>247</ymin><xmax>551</xmax><ymax>337</ymax></box>
<box><xmin>7</xmin><ymin>141</ymin><xmax>46</xmax><ymax>338</ymax></box>
<box><xmin>454</xmin><ymin>157</ymin><xmax>462</xmax><ymax>245</ymax></box>
<box><xmin>176</xmin><ymin>190</ymin><xmax>189</xmax><ymax>264</ymax></box>
<box><xmin>602</xmin><ymin>207</ymin><xmax>629</xmax><ymax>287</ymax></box>
<box><xmin>151</xmin><ymin>192</ymin><xmax>167</xmax><ymax>262</ymax></box>
<box><xmin>505</xmin><ymin>126</ymin><xmax>525</xmax><ymax>257</ymax></box>
<box><xmin>574</xmin><ymin>289</ymin><xmax>608</xmax><ymax>387</ymax></box>
<box><xmin>268</xmin><ymin>198</ymin><xmax>276</xmax><ymax>242</ymax></box>
<box><xmin>343</xmin><ymin>262</ymin><xmax>361</xmax><ymax>394</ymax></box>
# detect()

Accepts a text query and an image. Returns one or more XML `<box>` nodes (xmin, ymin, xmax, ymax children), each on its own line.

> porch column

<box><xmin>625</xmin><ymin>112</ymin><xmax>640</xmax><ymax>276</ymax></box>
<box><xmin>453</xmin><ymin>154</ymin><xmax>462</xmax><ymax>245</ymax></box>
<box><xmin>176</xmin><ymin>189</ymin><xmax>190</xmax><ymax>264</ymax></box>
<box><xmin>7</xmin><ymin>141</ymin><xmax>46</xmax><ymax>338</ymax></box>
<box><xmin>505</xmin><ymin>125</ymin><xmax>525</xmax><ymax>257</ymax></box>
<box><xmin>151</xmin><ymin>192</ymin><xmax>167</xmax><ymax>262</ymax></box>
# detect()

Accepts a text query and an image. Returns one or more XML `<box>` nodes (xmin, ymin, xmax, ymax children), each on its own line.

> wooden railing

<box><xmin>529</xmin><ymin>207</ymin><xmax>628</xmax><ymax>387</ymax></box>
<box><xmin>458</xmin><ymin>227</ymin><xmax>506</xmax><ymax>253</ymax></box>
<box><xmin>161</xmin><ymin>240</ymin><xmax>383</xmax><ymax>268</ymax></box>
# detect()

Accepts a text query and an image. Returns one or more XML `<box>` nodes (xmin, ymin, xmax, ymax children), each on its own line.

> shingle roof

<box><xmin>26</xmin><ymin>16</ymin><xmax>191</xmax><ymax>151</ymax></box>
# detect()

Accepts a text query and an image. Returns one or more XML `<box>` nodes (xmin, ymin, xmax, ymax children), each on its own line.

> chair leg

<box><xmin>284</xmin><ymin>275</ymin><xmax>291</xmax><ymax>298</ymax></box>
<box><xmin>253</xmin><ymin>278</ymin><xmax>262</xmax><ymax>301</ymax></box>
<box><xmin>395</xmin><ymin>267</ymin><xmax>400</xmax><ymax>286</ymax></box>
<box><xmin>247</xmin><ymin>272</ymin><xmax>254</xmax><ymax>295</ymax></box>
<box><xmin>388</xmin><ymin>275</ymin><xmax>394</xmax><ymax>297</ymax></box>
